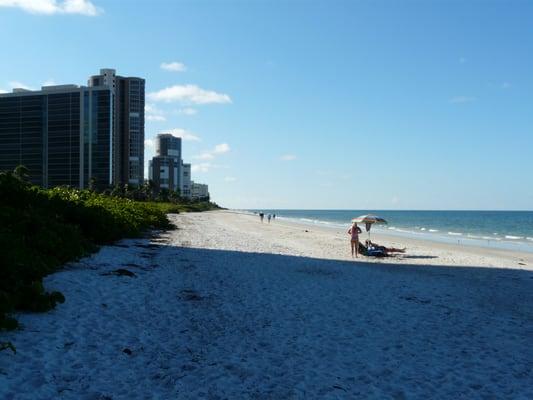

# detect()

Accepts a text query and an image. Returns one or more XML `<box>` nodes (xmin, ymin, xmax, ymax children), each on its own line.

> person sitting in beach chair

<box><xmin>365</xmin><ymin>240</ymin><xmax>406</xmax><ymax>256</ymax></box>
<box><xmin>360</xmin><ymin>242</ymin><xmax>386</xmax><ymax>257</ymax></box>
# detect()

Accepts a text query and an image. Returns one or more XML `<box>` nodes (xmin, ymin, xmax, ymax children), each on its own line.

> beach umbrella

<box><xmin>351</xmin><ymin>215</ymin><xmax>387</xmax><ymax>240</ymax></box>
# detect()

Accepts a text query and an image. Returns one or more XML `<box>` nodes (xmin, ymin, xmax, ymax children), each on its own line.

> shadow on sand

<box><xmin>139</xmin><ymin>240</ymin><xmax>533</xmax><ymax>398</ymax></box>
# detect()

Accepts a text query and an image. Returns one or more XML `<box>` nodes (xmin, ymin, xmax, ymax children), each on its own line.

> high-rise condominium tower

<box><xmin>149</xmin><ymin>133</ymin><xmax>182</xmax><ymax>192</ymax></box>
<box><xmin>0</xmin><ymin>85</ymin><xmax>113</xmax><ymax>188</ymax></box>
<box><xmin>0</xmin><ymin>68</ymin><xmax>145</xmax><ymax>189</ymax></box>
<box><xmin>88</xmin><ymin>69</ymin><xmax>145</xmax><ymax>186</ymax></box>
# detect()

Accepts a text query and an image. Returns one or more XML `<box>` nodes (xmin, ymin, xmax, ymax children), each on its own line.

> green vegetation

<box><xmin>0</xmin><ymin>168</ymin><xmax>220</xmax><ymax>331</ymax></box>
<box><xmin>142</xmin><ymin>201</ymin><xmax>221</xmax><ymax>214</ymax></box>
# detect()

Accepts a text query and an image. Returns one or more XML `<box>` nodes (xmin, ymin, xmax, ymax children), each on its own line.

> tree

<box><xmin>157</xmin><ymin>188</ymin><xmax>170</xmax><ymax>202</ymax></box>
<box><xmin>111</xmin><ymin>184</ymin><xmax>124</xmax><ymax>198</ymax></box>
<box><xmin>13</xmin><ymin>165</ymin><xmax>30</xmax><ymax>183</ymax></box>
<box><xmin>141</xmin><ymin>180</ymin><xmax>156</xmax><ymax>201</ymax></box>
<box><xmin>88</xmin><ymin>177</ymin><xmax>98</xmax><ymax>192</ymax></box>
<box><xmin>168</xmin><ymin>188</ymin><xmax>182</xmax><ymax>203</ymax></box>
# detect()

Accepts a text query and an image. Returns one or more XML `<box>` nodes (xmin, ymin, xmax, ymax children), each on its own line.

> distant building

<box><xmin>181</xmin><ymin>162</ymin><xmax>191</xmax><ymax>198</ymax></box>
<box><xmin>191</xmin><ymin>181</ymin><xmax>209</xmax><ymax>200</ymax></box>
<box><xmin>88</xmin><ymin>69</ymin><xmax>145</xmax><ymax>186</ymax></box>
<box><xmin>148</xmin><ymin>134</ymin><xmax>208</xmax><ymax>199</ymax></box>
<box><xmin>156</xmin><ymin>133</ymin><xmax>181</xmax><ymax>159</ymax></box>
<box><xmin>0</xmin><ymin>68</ymin><xmax>145</xmax><ymax>189</ymax></box>
<box><xmin>149</xmin><ymin>156</ymin><xmax>180</xmax><ymax>191</ymax></box>
<box><xmin>0</xmin><ymin>84</ymin><xmax>113</xmax><ymax>188</ymax></box>
<box><xmin>149</xmin><ymin>133</ymin><xmax>189</xmax><ymax>195</ymax></box>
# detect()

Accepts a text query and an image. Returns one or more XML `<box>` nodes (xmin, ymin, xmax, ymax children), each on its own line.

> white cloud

<box><xmin>0</xmin><ymin>89</ymin><xmax>7</xmax><ymax>94</ymax></box>
<box><xmin>194</xmin><ymin>153</ymin><xmax>214</xmax><ymax>161</ymax></box>
<box><xmin>8</xmin><ymin>81</ymin><xmax>33</xmax><ymax>90</ymax></box>
<box><xmin>192</xmin><ymin>152</ymin><xmax>215</xmax><ymax>160</ymax></box>
<box><xmin>42</xmin><ymin>78</ymin><xmax>56</xmax><ymax>86</ymax></box>
<box><xmin>178</xmin><ymin>107</ymin><xmax>197</xmax><ymax>115</ymax></box>
<box><xmin>501</xmin><ymin>82</ymin><xmax>511</xmax><ymax>89</ymax></box>
<box><xmin>2</xmin><ymin>79</ymin><xmax>57</xmax><ymax>92</ymax></box>
<box><xmin>192</xmin><ymin>163</ymin><xmax>213</xmax><ymax>173</ymax></box>
<box><xmin>145</xmin><ymin>103</ymin><xmax>166</xmax><ymax>122</ymax></box>
<box><xmin>194</xmin><ymin>143</ymin><xmax>230</xmax><ymax>160</ymax></box>
<box><xmin>160</xmin><ymin>61</ymin><xmax>186</xmax><ymax>72</ymax></box>
<box><xmin>0</xmin><ymin>0</ymin><xmax>102</xmax><ymax>16</ymax></box>
<box><xmin>281</xmin><ymin>154</ymin><xmax>297</xmax><ymax>161</ymax></box>
<box><xmin>144</xmin><ymin>139</ymin><xmax>155</xmax><ymax>148</ymax></box>
<box><xmin>167</xmin><ymin>128</ymin><xmax>201</xmax><ymax>141</ymax></box>
<box><xmin>146</xmin><ymin>115</ymin><xmax>166</xmax><ymax>122</ymax></box>
<box><xmin>224</xmin><ymin>176</ymin><xmax>237</xmax><ymax>182</ymax></box>
<box><xmin>449</xmin><ymin>96</ymin><xmax>476</xmax><ymax>104</ymax></box>
<box><xmin>213</xmin><ymin>143</ymin><xmax>230</xmax><ymax>154</ymax></box>
<box><xmin>148</xmin><ymin>84</ymin><xmax>231</xmax><ymax>105</ymax></box>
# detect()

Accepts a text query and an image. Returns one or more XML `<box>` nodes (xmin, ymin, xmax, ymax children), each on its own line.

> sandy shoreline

<box><xmin>1</xmin><ymin>210</ymin><xmax>532</xmax><ymax>399</ymax></box>
<box><xmin>227</xmin><ymin>210</ymin><xmax>533</xmax><ymax>270</ymax></box>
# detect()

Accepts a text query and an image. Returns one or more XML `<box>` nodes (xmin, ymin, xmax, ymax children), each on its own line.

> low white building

<box><xmin>191</xmin><ymin>181</ymin><xmax>209</xmax><ymax>200</ymax></box>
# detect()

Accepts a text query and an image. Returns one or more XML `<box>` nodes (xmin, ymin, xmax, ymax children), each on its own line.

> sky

<box><xmin>0</xmin><ymin>0</ymin><xmax>532</xmax><ymax>210</ymax></box>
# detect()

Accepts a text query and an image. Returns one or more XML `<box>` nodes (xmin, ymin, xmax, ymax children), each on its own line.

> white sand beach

<box><xmin>1</xmin><ymin>210</ymin><xmax>532</xmax><ymax>399</ymax></box>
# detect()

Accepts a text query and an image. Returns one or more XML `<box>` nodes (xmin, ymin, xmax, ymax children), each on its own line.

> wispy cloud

<box><xmin>146</xmin><ymin>115</ymin><xmax>165</xmax><ymax>122</ymax></box>
<box><xmin>213</xmin><ymin>143</ymin><xmax>230</xmax><ymax>154</ymax></box>
<box><xmin>501</xmin><ymin>82</ymin><xmax>511</xmax><ymax>89</ymax></box>
<box><xmin>2</xmin><ymin>79</ymin><xmax>57</xmax><ymax>92</ymax></box>
<box><xmin>194</xmin><ymin>143</ymin><xmax>230</xmax><ymax>160</ymax></box>
<box><xmin>144</xmin><ymin>138</ymin><xmax>155</xmax><ymax>148</ymax></box>
<box><xmin>459</xmin><ymin>57</ymin><xmax>467</xmax><ymax>64</ymax></box>
<box><xmin>160</xmin><ymin>61</ymin><xmax>186</xmax><ymax>72</ymax></box>
<box><xmin>178</xmin><ymin>107</ymin><xmax>197</xmax><ymax>116</ymax></box>
<box><xmin>281</xmin><ymin>154</ymin><xmax>297</xmax><ymax>161</ymax></box>
<box><xmin>167</xmin><ymin>128</ymin><xmax>201</xmax><ymax>141</ymax></box>
<box><xmin>8</xmin><ymin>80</ymin><xmax>33</xmax><ymax>90</ymax></box>
<box><xmin>145</xmin><ymin>103</ymin><xmax>166</xmax><ymax>121</ymax></box>
<box><xmin>148</xmin><ymin>84</ymin><xmax>231</xmax><ymax>105</ymax></box>
<box><xmin>192</xmin><ymin>163</ymin><xmax>214</xmax><ymax>173</ymax></box>
<box><xmin>0</xmin><ymin>0</ymin><xmax>102</xmax><ymax>16</ymax></box>
<box><xmin>42</xmin><ymin>78</ymin><xmax>56</xmax><ymax>86</ymax></box>
<box><xmin>449</xmin><ymin>96</ymin><xmax>476</xmax><ymax>104</ymax></box>
<box><xmin>224</xmin><ymin>176</ymin><xmax>237</xmax><ymax>182</ymax></box>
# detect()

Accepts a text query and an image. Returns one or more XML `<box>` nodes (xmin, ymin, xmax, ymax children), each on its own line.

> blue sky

<box><xmin>0</xmin><ymin>0</ymin><xmax>532</xmax><ymax>210</ymax></box>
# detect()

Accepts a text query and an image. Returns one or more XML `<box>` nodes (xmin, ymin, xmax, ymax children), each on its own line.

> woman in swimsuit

<box><xmin>348</xmin><ymin>222</ymin><xmax>362</xmax><ymax>258</ymax></box>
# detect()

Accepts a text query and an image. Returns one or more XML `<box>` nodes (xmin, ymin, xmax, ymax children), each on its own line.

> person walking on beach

<box><xmin>267</xmin><ymin>214</ymin><xmax>271</xmax><ymax>223</ymax></box>
<box><xmin>259</xmin><ymin>212</ymin><xmax>264</xmax><ymax>223</ymax></box>
<box><xmin>348</xmin><ymin>222</ymin><xmax>362</xmax><ymax>258</ymax></box>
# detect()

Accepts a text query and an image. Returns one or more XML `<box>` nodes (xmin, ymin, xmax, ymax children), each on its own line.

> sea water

<box><xmin>247</xmin><ymin>210</ymin><xmax>533</xmax><ymax>253</ymax></box>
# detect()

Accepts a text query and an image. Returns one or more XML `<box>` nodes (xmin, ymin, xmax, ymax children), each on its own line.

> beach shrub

<box><xmin>0</xmin><ymin>170</ymin><xmax>174</xmax><ymax>330</ymax></box>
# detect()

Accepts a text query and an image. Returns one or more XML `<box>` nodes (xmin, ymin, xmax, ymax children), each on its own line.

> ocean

<box><xmin>248</xmin><ymin>210</ymin><xmax>533</xmax><ymax>253</ymax></box>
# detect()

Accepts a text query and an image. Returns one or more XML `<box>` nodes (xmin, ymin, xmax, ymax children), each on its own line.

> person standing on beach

<box><xmin>267</xmin><ymin>214</ymin><xmax>271</xmax><ymax>223</ymax></box>
<box><xmin>348</xmin><ymin>222</ymin><xmax>362</xmax><ymax>258</ymax></box>
<box><xmin>259</xmin><ymin>212</ymin><xmax>264</xmax><ymax>223</ymax></box>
